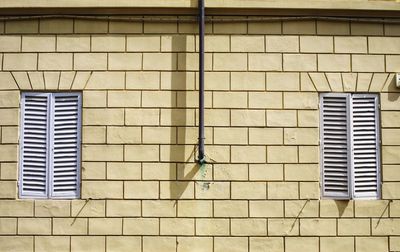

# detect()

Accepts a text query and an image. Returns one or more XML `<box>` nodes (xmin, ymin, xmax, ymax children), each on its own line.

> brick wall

<box><xmin>0</xmin><ymin>17</ymin><xmax>399</xmax><ymax>251</ymax></box>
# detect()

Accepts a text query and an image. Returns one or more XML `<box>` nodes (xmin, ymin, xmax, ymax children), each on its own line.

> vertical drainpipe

<box><xmin>198</xmin><ymin>0</ymin><xmax>206</xmax><ymax>165</ymax></box>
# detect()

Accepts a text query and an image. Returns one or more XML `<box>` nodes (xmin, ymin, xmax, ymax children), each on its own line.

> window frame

<box><xmin>19</xmin><ymin>92</ymin><xmax>82</xmax><ymax>199</ymax></box>
<box><xmin>319</xmin><ymin>93</ymin><xmax>381</xmax><ymax>200</ymax></box>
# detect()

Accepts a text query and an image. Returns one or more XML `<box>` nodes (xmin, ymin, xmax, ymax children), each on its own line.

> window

<box><xmin>320</xmin><ymin>93</ymin><xmax>380</xmax><ymax>199</ymax></box>
<box><xmin>19</xmin><ymin>92</ymin><xmax>82</xmax><ymax>199</ymax></box>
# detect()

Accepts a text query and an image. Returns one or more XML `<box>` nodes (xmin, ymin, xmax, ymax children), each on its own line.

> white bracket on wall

<box><xmin>396</xmin><ymin>73</ymin><xmax>400</xmax><ymax>88</ymax></box>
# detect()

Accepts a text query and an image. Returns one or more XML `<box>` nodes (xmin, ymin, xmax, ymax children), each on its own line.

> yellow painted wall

<box><xmin>0</xmin><ymin>17</ymin><xmax>399</xmax><ymax>251</ymax></box>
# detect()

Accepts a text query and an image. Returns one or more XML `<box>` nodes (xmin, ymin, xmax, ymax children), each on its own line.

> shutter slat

<box><xmin>321</xmin><ymin>94</ymin><xmax>351</xmax><ymax>198</ymax></box>
<box><xmin>20</xmin><ymin>93</ymin><xmax>49</xmax><ymax>198</ymax></box>
<box><xmin>50</xmin><ymin>93</ymin><xmax>81</xmax><ymax>198</ymax></box>
<box><xmin>352</xmin><ymin>94</ymin><xmax>380</xmax><ymax>199</ymax></box>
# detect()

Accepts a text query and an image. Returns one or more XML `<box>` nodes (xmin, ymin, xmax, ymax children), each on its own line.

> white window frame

<box><xmin>320</xmin><ymin>93</ymin><xmax>381</xmax><ymax>200</ymax></box>
<box><xmin>19</xmin><ymin>92</ymin><xmax>82</xmax><ymax>199</ymax></box>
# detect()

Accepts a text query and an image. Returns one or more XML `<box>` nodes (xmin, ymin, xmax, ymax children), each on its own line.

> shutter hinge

<box><xmin>17</xmin><ymin>181</ymin><xmax>20</xmax><ymax>188</ymax></box>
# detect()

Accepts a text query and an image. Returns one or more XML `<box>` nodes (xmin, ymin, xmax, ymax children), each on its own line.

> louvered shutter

<box><xmin>19</xmin><ymin>93</ymin><xmax>50</xmax><ymax>198</ymax></box>
<box><xmin>351</xmin><ymin>94</ymin><xmax>380</xmax><ymax>198</ymax></box>
<box><xmin>49</xmin><ymin>93</ymin><xmax>81</xmax><ymax>198</ymax></box>
<box><xmin>320</xmin><ymin>93</ymin><xmax>351</xmax><ymax>199</ymax></box>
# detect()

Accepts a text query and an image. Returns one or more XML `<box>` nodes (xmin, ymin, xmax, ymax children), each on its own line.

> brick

<box><xmin>267</xmin><ymin>72</ymin><xmax>299</xmax><ymax>91</ymax></box>
<box><xmin>106</xmin><ymin>200</ymin><xmax>140</xmax><ymax>217</ymax></box>
<box><xmin>213</xmin><ymin>53</ymin><xmax>248</xmax><ymax>71</ymax></box>
<box><xmin>356</xmin><ymin>237</ymin><xmax>388</xmax><ymax>252</ymax></box>
<box><xmin>0</xmin><ymin>163</ymin><xmax>17</xmax><ymax>180</ymax></box>
<box><xmin>0</xmin><ymin>201</ymin><xmax>33</xmax><ymax>217</ymax></box>
<box><xmin>249</xmin><ymin>92</ymin><xmax>282</xmax><ymax>109</ymax></box>
<box><xmin>74</xmin><ymin>53</ymin><xmax>107</xmax><ymax>70</ymax></box>
<box><xmin>106</xmin><ymin>237</ymin><xmax>141</xmax><ymax>252</ymax></box>
<box><xmin>232</xmin><ymin>182</ymin><xmax>266</xmax><ymax>199</ymax></box>
<box><xmin>38</xmin><ymin>53</ymin><xmax>72</xmax><ymax>70</ymax></box>
<box><xmin>382</xmin><ymin>146</ymin><xmax>400</xmax><ymax>164</ymax></box>
<box><xmin>142</xmin><ymin>163</ymin><xmax>176</xmax><ymax>180</ymax></box>
<box><xmin>160</xmin><ymin>109</ymin><xmax>196</xmax><ymax>126</ymax></box>
<box><xmin>195</xmin><ymin>182</ymin><xmax>230</xmax><ymax>199</ymax></box>
<box><xmin>320</xmin><ymin>200</ymin><xmax>353</xmax><ymax>217</ymax></box>
<box><xmin>250</xmin><ymin>200</ymin><xmax>284</xmax><ymax>217</ymax></box>
<box><xmin>0</xmin><ymin>236</ymin><xmax>33</xmax><ymax>252</ymax></box>
<box><xmin>81</xmin><ymin>181</ymin><xmax>123</xmax><ymax>199</ymax></box>
<box><xmin>109</xmin><ymin>53</ymin><xmax>142</xmax><ymax>70</ymax></box>
<box><xmin>142</xmin><ymin>91</ymin><xmax>176</xmax><ymax>107</ymax></box>
<box><xmin>299</xmin><ymin>146</ymin><xmax>319</xmax><ymax>164</ymax></box>
<box><xmin>266</xmin><ymin>35</ymin><xmax>298</xmax><ymax>52</ymax></box>
<box><xmin>249</xmin><ymin>164</ymin><xmax>283</xmax><ymax>181</ymax></box>
<box><xmin>82</xmin><ymin>162</ymin><xmax>106</xmax><ymax>180</ymax></box>
<box><xmin>231</xmin><ymin>110</ymin><xmax>265</xmax><ymax>126</ymax></box>
<box><xmin>302</xmin><ymin>184</ymin><xmax>319</xmax><ymax>198</ymax></box>
<box><xmin>250</xmin><ymin>237</ymin><xmax>284</xmax><ymax>252</ymax></box>
<box><xmin>107</xmin><ymin>127</ymin><xmax>141</xmax><ymax>144</ymax></box>
<box><xmin>214</xmin><ymin>128</ymin><xmax>247</xmax><ymax>145</ymax></box>
<box><xmin>83</xmin><ymin>91</ymin><xmax>106</xmax><ymax>107</ymax></box>
<box><xmin>369</xmin><ymin>37</ymin><xmax>400</xmax><ymax>54</ymax></box>
<box><xmin>200</xmin><ymin>72</ymin><xmax>230</xmax><ymax>90</ymax></box>
<box><xmin>268</xmin><ymin>218</ymin><xmax>299</xmax><ymax>236</ymax></box>
<box><xmin>215</xmin><ymin>237</ymin><xmax>248</xmax><ymax>252</ymax></box>
<box><xmin>83</xmin><ymin>109</ymin><xmax>124</xmax><ymax>125</ymax></box>
<box><xmin>338</xmin><ymin>218</ymin><xmax>370</xmax><ymax>235</ymax></box>
<box><xmin>22</xmin><ymin>35</ymin><xmax>55</xmax><ymax>52</ymax></box>
<box><xmin>283</xmin><ymin>20</ymin><xmax>316</xmax><ymax>34</ymax></box>
<box><xmin>3</xmin><ymin>53</ymin><xmax>37</xmax><ymax>70</ymax></box>
<box><xmin>300</xmin><ymin>219</ymin><xmax>336</xmax><ymax>236</ymax></box>
<box><xmin>18</xmin><ymin>218</ymin><xmax>51</xmax><ymax>235</ymax></box>
<box><xmin>372</xmin><ymin>218</ymin><xmax>400</xmax><ymax>235</ymax></box>
<box><xmin>213</xmin><ymin>200</ymin><xmax>247</xmax><ymax>217</ymax></box>
<box><xmin>0</xmin><ymin>145</ymin><xmax>17</xmax><ymax>161</ymax></box>
<box><xmin>285</xmin><ymin>200</ymin><xmax>319</xmax><ymax>217</ymax></box>
<box><xmin>298</xmin><ymin>110</ymin><xmax>319</xmax><ymax>127</ymax></box>
<box><xmin>177</xmin><ymin>91</ymin><xmax>212</xmax><ymax>108</ymax></box>
<box><xmin>6</xmin><ymin>19</ymin><xmax>38</xmax><ymax>33</ymax></box>
<box><xmin>231</xmin><ymin>146</ymin><xmax>266</xmax><ymax>163</ymax></box>
<box><xmin>126</xmin><ymin>109</ymin><xmax>159</xmax><ymax>126</ymax></box>
<box><xmin>71</xmin><ymin>236</ymin><xmax>105</xmax><ymax>252</ymax></box>
<box><xmin>162</xmin><ymin>72</ymin><xmax>195</xmax><ymax>90</ymax></box>
<box><xmin>355</xmin><ymin>200</ymin><xmax>390</xmax><ymax>217</ymax></box>
<box><xmin>40</xmin><ymin>18</ymin><xmax>73</xmax><ymax>33</ymax></box>
<box><xmin>335</xmin><ymin>36</ymin><xmax>367</xmax><ymax>53</ymax></box>
<box><xmin>213</xmin><ymin>92</ymin><xmax>247</xmax><ymax>108</ymax></box>
<box><xmin>352</xmin><ymin>55</ymin><xmax>385</xmax><ymax>72</ymax></box>
<box><xmin>0</xmin><ymin>36</ymin><xmax>21</xmax><ymax>52</ymax></box>
<box><xmin>177</xmin><ymin>237</ymin><xmax>213</xmax><ymax>252</ymax></box>
<box><xmin>160</xmin><ymin>181</ymin><xmax>194</xmax><ymax>199</ymax></box>
<box><xmin>286</xmin><ymin>237</ymin><xmax>318</xmax><ymax>252</ymax></box>
<box><xmin>382</xmin><ymin>182</ymin><xmax>400</xmax><ymax>199</ymax></box>
<box><xmin>317</xmin><ymin>21</ymin><xmax>350</xmax><ymax>35</ymax></box>
<box><xmin>383</xmin><ymin>165</ymin><xmax>400</xmax><ymax>182</ymax></box>
<box><xmin>143</xmin><ymin>53</ymin><xmax>177</xmax><ymax>70</ymax></box>
<box><xmin>125</xmin><ymin>181</ymin><xmax>159</xmax><ymax>199</ymax></box>
<box><xmin>178</xmin><ymin>52</ymin><xmax>212</xmax><ymax>71</ymax></box>
<box><xmin>126</xmin><ymin>72</ymin><xmax>159</xmax><ymax>90</ymax></box>
<box><xmin>142</xmin><ymin>200</ymin><xmax>176</xmax><ymax>217</ymax></box>
<box><xmin>144</xmin><ymin>21</ymin><xmax>177</xmax><ymax>33</ymax></box>
<box><xmin>35</xmin><ymin>200</ymin><xmax>70</xmax><ymax>217</ymax></box>
<box><xmin>318</xmin><ymin>54</ymin><xmax>350</xmax><ymax>72</ymax></box>
<box><xmin>107</xmin><ymin>162</ymin><xmax>141</xmax><ymax>180</ymax></box>
<box><xmin>0</xmin><ymin>181</ymin><xmax>16</xmax><ymax>198</ymax></box>
<box><xmin>160</xmin><ymin>218</ymin><xmax>194</xmax><ymax>235</ymax></box>
<box><xmin>268</xmin><ymin>182</ymin><xmax>298</xmax><ymax>199</ymax></box>
<box><xmin>300</xmin><ymin>36</ymin><xmax>333</xmax><ymax>53</ymax></box>
<box><xmin>320</xmin><ymin>237</ymin><xmax>354</xmax><ymax>252</ymax></box>
<box><xmin>267</xmin><ymin>110</ymin><xmax>297</xmax><ymax>127</ymax></box>
<box><xmin>110</xmin><ymin>21</ymin><xmax>142</xmax><ymax>34</ymax></box>
<box><xmin>214</xmin><ymin>164</ymin><xmax>248</xmax><ymax>181</ymax></box>
<box><xmin>249</xmin><ymin>22</ymin><xmax>281</xmax><ymax>34</ymax></box>
<box><xmin>92</xmin><ymin>35</ymin><xmax>125</xmax><ymax>51</ymax></box>
<box><xmin>127</xmin><ymin>36</ymin><xmax>160</xmax><ymax>52</ymax></box>
<box><xmin>143</xmin><ymin>127</ymin><xmax>176</xmax><ymax>145</ymax></box>
<box><xmin>268</xmin><ymin>146</ymin><xmax>298</xmax><ymax>163</ymax></box>
<box><xmin>382</xmin><ymin>111</ymin><xmax>400</xmax><ymax>127</ymax></box>
<box><xmin>391</xmin><ymin>237</ymin><xmax>400</xmax><ymax>251</ymax></box>
<box><xmin>231</xmin><ymin>72</ymin><xmax>265</xmax><ymax>90</ymax></box>
<box><xmin>285</xmin><ymin>164</ymin><xmax>319</xmax><ymax>181</ymax></box>
<box><xmin>204</xmin><ymin>109</ymin><xmax>230</xmax><ymax>126</ymax></box>
<box><xmin>0</xmin><ymin>126</ymin><xmax>18</xmax><ymax>143</ymax></box>
<box><xmin>35</xmin><ymin>236</ymin><xmax>69</xmax><ymax>252</ymax></box>
<box><xmin>283</xmin><ymin>54</ymin><xmax>316</xmax><ymax>71</ymax></box>
<box><xmin>214</xmin><ymin>18</ymin><xmax>247</xmax><ymax>34</ymax></box>
<box><xmin>231</xmin><ymin>35</ymin><xmax>264</xmax><ymax>52</ymax></box>
<box><xmin>284</xmin><ymin>92</ymin><xmax>318</xmax><ymax>109</ymax></box>
<box><xmin>0</xmin><ymin>218</ymin><xmax>17</xmax><ymax>234</ymax></box>
<box><xmin>0</xmin><ymin>72</ymin><xmax>18</xmax><ymax>90</ymax></box>
<box><xmin>82</xmin><ymin>126</ymin><xmax>106</xmax><ymax>144</ymax></box>
<box><xmin>75</xmin><ymin>19</ymin><xmax>108</xmax><ymax>33</ymax></box>
<box><xmin>159</xmin><ymin>145</ymin><xmax>194</xmax><ymax>162</ymax></box>
<box><xmin>352</xmin><ymin>22</ymin><xmax>384</xmax><ymax>35</ymax></box>
<box><xmin>178</xmin><ymin>200</ymin><xmax>212</xmax><ymax>217</ymax></box>
<box><xmin>196</xmin><ymin>218</ymin><xmax>229</xmax><ymax>236</ymax></box>
<box><xmin>82</xmin><ymin>145</ymin><xmax>123</xmax><ymax>161</ymax></box>
<box><xmin>284</xmin><ymin>128</ymin><xmax>319</xmax><ymax>145</ymax></box>
<box><xmin>57</xmin><ymin>36</ymin><xmax>90</xmax><ymax>52</ymax></box>
<box><xmin>89</xmin><ymin>218</ymin><xmax>122</xmax><ymax>235</ymax></box>
<box><xmin>143</xmin><ymin>237</ymin><xmax>176</xmax><ymax>252</ymax></box>
<box><xmin>309</xmin><ymin>72</ymin><xmax>330</xmax><ymax>91</ymax></box>
<box><xmin>202</xmin><ymin>35</ymin><xmax>230</xmax><ymax>52</ymax></box>
<box><xmin>161</xmin><ymin>35</ymin><xmax>195</xmax><ymax>52</ymax></box>
<box><xmin>249</xmin><ymin>53</ymin><xmax>282</xmax><ymax>71</ymax></box>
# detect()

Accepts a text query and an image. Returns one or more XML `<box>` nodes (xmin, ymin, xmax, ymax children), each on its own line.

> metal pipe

<box><xmin>198</xmin><ymin>0</ymin><xmax>205</xmax><ymax>165</ymax></box>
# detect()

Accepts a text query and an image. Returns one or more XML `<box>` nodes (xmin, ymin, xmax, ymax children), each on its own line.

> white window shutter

<box><xmin>19</xmin><ymin>93</ymin><xmax>50</xmax><ymax>198</ymax></box>
<box><xmin>351</xmin><ymin>94</ymin><xmax>380</xmax><ymax>199</ymax></box>
<box><xmin>320</xmin><ymin>93</ymin><xmax>351</xmax><ymax>199</ymax></box>
<box><xmin>49</xmin><ymin>93</ymin><xmax>81</xmax><ymax>198</ymax></box>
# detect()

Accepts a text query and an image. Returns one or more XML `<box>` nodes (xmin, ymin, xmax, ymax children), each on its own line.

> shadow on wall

<box><xmin>169</xmin><ymin>34</ymin><xmax>199</xmax><ymax>201</ymax></box>
<box><xmin>387</xmin><ymin>75</ymin><xmax>400</xmax><ymax>102</ymax></box>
